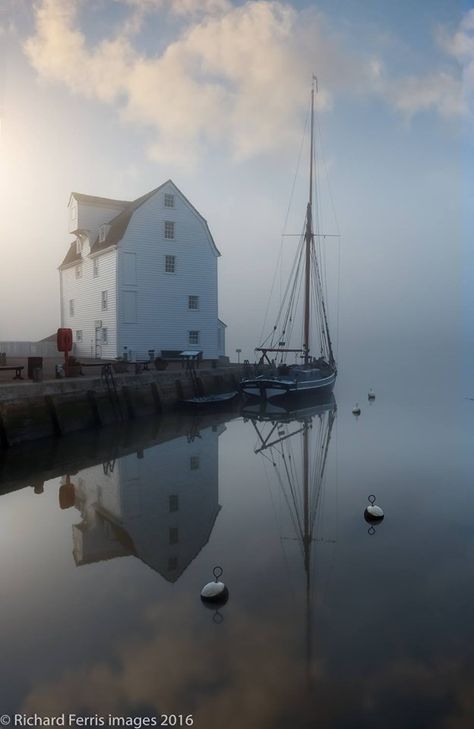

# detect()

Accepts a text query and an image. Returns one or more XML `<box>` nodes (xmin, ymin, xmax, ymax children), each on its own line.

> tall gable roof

<box><xmin>59</xmin><ymin>243</ymin><xmax>82</xmax><ymax>269</ymax></box>
<box><xmin>60</xmin><ymin>180</ymin><xmax>220</xmax><ymax>268</ymax></box>
<box><xmin>90</xmin><ymin>183</ymin><xmax>167</xmax><ymax>254</ymax></box>
<box><xmin>89</xmin><ymin>179</ymin><xmax>220</xmax><ymax>256</ymax></box>
<box><xmin>69</xmin><ymin>192</ymin><xmax>130</xmax><ymax>208</ymax></box>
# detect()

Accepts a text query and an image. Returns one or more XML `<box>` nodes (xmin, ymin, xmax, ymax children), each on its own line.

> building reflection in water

<box><xmin>59</xmin><ymin>423</ymin><xmax>226</xmax><ymax>581</ymax></box>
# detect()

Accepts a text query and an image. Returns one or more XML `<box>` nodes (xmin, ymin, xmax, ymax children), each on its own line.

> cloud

<box><xmin>23</xmin><ymin>0</ymin><xmax>380</xmax><ymax>166</ymax></box>
<box><xmin>20</xmin><ymin>600</ymin><xmax>474</xmax><ymax>728</ymax></box>
<box><xmin>387</xmin><ymin>71</ymin><xmax>463</xmax><ymax>118</ymax></box>
<box><xmin>21</xmin><ymin>604</ymin><xmax>317</xmax><ymax>727</ymax></box>
<box><xmin>438</xmin><ymin>9</ymin><xmax>474</xmax><ymax>114</ymax></box>
<box><xmin>23</xmin><ymin>0</ymin><xmax>466</xmax><ymax>167</ymax></box>
<box><xmin>122</xmin><ymin>0</ymin><xmax>231</xmax><ymax>16</ymax></box>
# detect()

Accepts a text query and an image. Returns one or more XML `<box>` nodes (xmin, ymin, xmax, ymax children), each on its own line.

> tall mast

<box><xmin>303</xmin><ymin>77</ymin><xmax>316</xmax><ymax>365</ymax></box>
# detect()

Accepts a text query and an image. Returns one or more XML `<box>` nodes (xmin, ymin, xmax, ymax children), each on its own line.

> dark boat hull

<box><xmin>241</xmin><ymin>371</ymin><xmax>336</xmax><ymax>403</ymax></box>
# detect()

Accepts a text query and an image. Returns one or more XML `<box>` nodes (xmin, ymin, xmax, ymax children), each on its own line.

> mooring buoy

<box><xmin>368</xmin><ymin>388</ymin><xmax>375</xmax><ymax>400</ymax></box>
<box><xmin>352</xmin><ymin>403</ymin><xmax>361</xmax><ymax>415</ymax></box>
<box><xmin>364</xmin><ymin>494</ymin><xmax>384</xmax><ymax>522</ymax></box>
<box><xmin>201</xmin><ymin>566</ymin><xmax>229</xmax><ymax>605</ymax></box>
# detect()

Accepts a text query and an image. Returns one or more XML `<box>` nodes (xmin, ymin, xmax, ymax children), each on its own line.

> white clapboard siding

<box><xmin>61</xmin><ymin>181</ymin><xmax>224</xmax><ymax>360</ymax></box>
<box><xmin>117</xmin><ymin>182</ymin><xmax>220</xmax><ymax>360</ymax></box>
<box><xmin>60</xmin><ymin>249</ymin><xmax>118</xmax><ymax>358</ymax></box>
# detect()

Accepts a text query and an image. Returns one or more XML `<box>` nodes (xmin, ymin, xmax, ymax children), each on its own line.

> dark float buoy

<box><xmin>368</xmin><ymin>388</ymin><xmax>375</xmax><ymax>400</ymax></box>
<box><xmin>352</xmin><ymin>403</ymin><xmax>361</xmax><ymax>416</ymax></box>
<box><xmin>201</xmin><ymin>566</ymin><xmax>229</xmax><ymax>606</ymax></box>
<box><xmin>364</xmin><ymin>494</ymin><xmax>384</xmax><ymax>523</ymax></box>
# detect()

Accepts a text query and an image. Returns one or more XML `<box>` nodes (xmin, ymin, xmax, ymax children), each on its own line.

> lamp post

<box><xmin>236</xmin><ymin>348</ymin><xmax>242</xmax><ymax>364</ymax></box>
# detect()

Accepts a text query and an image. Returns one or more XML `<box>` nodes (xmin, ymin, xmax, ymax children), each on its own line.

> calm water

<box><xmin>0</xmin><ymin>355</ymin><xmax>472</xmax><ymax>729</ymax></box>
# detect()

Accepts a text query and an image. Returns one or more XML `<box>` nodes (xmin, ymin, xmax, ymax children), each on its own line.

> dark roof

<box><xmin>61</xmin><ymin>180</ymin><xmax>220</xmax><ymax>265</ymax></box>
<box><xmin>69</xmin><ymin>192</ymin><xmax>130</xmax><ymax>207</ymax></box>
<box><xmin>90</xmin><ymin>183</ymin><xmax>167</xmax><ymax>254</ymax></box>
<box><xmin>59</xmin><ymin>243</ymin><xmax>82</xmax><ymax>269</ymax></box>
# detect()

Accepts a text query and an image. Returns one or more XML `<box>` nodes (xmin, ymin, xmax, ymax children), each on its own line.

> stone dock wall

<box><xmin>0</xmin><ymin>365</ymin><xmax>245</xmax><ymax>448</ymax></box>
<box><xmin>0</xmin><ymin>407</ymin><xmax>238</xmax><ymax>496</ymax></box>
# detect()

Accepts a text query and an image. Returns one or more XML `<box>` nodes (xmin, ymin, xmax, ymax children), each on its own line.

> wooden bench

<box><xmin>0</xmin><ymin>365</ymin><xmax>25</xmax><ymax>380</ymax></box>
<box><xmin>134</xmin><ymin>360</ymin><xmax>151</xmax><ymax>373</ymax></box>
<box><xmin>77</xmin><ymin>362</ymin><xmax>114</xmax><ymax>376</ymax></box>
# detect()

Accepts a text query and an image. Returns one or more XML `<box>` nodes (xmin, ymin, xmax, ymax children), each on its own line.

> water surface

<box><xmin>0</xmin><ymin>359</ymin><xmax>472</xmax><ymax>729</ymax></box>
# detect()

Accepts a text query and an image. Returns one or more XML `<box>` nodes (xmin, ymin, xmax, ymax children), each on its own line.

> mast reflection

<box><xmin>243</xmin><ymin>395</ymin><xmax>336</xmax><ymax>685</ymax></box>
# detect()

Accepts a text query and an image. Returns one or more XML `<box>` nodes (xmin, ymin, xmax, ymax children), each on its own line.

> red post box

<box><xmin>57</xmin><ymin>328</ymin><xmax>73</xmax><ymax>353</ymax></box>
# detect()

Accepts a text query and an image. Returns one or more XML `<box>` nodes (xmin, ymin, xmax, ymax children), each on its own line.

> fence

<box><xmin>0</xmin><ymin>341</ymin><xmax>58</xmax><ymax>358</ymax></box>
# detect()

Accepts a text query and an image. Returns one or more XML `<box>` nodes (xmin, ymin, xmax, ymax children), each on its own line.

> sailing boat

<box><xmin>241</xmin><ymin>77</ymin><xmax>337</xmax><ymax>402</ymax></box>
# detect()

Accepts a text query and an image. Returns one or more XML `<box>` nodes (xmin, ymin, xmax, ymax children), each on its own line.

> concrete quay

<box><xmin>0</xmin><ymin>364</ymin><xmax>244</xmax><ymax>447</ymax></box>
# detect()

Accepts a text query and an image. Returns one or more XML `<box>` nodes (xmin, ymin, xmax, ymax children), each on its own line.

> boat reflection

<box><xmin>243</xmin><ymin>394</ymin><xmax>337</xmax><ymax>685</ymax></box>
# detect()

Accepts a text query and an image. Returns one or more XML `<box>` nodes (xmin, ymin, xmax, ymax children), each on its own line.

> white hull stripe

<box><xmin>242</xmin><ymin>373</ymin><xmax>336</xmax><ymax>399</ymax></box>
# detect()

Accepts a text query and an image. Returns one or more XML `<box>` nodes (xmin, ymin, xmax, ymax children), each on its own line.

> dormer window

<box><xmin>99</xmin><ymin>224</ymin><xmax>110</xmax><ymax>243</ymax></box>
<box><xmin>164</xmin><ymin>193</ymin><xmax>174</xmax><ymax>208</ymax></box>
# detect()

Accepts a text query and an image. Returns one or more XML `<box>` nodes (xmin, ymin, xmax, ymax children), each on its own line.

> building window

<box><xmin>76</xmin><ymin>330</ymin><xmax>83</xmax><ymax>342</ymax></box>
<box><xmin>169</xmin><ymin>495</ymin><xmax>179</xmax><ymax>513</ymax></box>
<box><xmin>188</xmin><ymin>295</ymin><xmax>199</xmax><ymax>310</ymax></box>
<box><xmin>169</xmin><ymin>527</ymin><xmax>179</xmax><ymax>545</ymax></box>
<box><xmin>101</xmin><ymin>290</ymin><xmax>108</xmax><ymax>311</ymax></box>
<box><xmin>164</xmin><ymin>193</ymin><xmax>174</xmax><ymax>208</ymax></box>
<box><xmin>102</xmin><ymin>327</ymin><xmax>108</xmax><ymax>344</ymax></box>
<box><xmin>190</xmin><ymin>455</ymin><xmax>200</xmax><ymax>471</ymax></box>
<box><xmin>189</xmin><ymin>330</ymin><xmax>199</xmax><ymax>345</ymax></box>
<box><xmin>75</xmin><ymin>264</ymin><xmax>82</xmax><ymax>279</ymax></box>
<box><xmin>99</xmin><ymin>225</ymin><xmax>108</xmax><ymax>243</ymax></box>
<box><xmin>165</xmin><ymin>255</ymin><xmax>175</xmax><ymax>273</ymax></box>
<box><xmin>75</xmin><ymin>239</ymin><xmax>82</xmax><ymax>255</ymax></box>
<box><xmin>69</xmin><ymin>299</ymin><xmax>74</xmax><ymax>316</ymax></box>
<box><xmin>93</xmin><ymin>258</ymin><xmax>99</xmax><ymax>278</ymax></box>
<box><xmin>164</xmin><ymin>221</ymin><xmax>175</xmax><ymax>239</ymax></box>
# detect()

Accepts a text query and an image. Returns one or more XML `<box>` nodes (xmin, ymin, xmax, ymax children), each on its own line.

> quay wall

<box><xmin>0</xmin><ymin>365</ymin><xmax>246</xmax><ymax>448</ymax></box>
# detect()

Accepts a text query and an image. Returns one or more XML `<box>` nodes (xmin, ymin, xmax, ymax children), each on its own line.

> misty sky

<box><xmin>0</xmin><ymin>0</ymin><xmax>471</xmax><ymax>361</ymax></box>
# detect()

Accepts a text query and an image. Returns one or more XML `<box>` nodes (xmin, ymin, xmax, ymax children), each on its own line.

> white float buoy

<box><xmin>364</xmin><ymin>494</ymin><xmax>384</xmax><ymax>522</ymax></box>
<box><xmin>352</xmin><ymin>403</ymin><xmax>361</xmax><ymax>415</ymax></box>
<box><xmin>368</xmin><ymin>388</ymin><xmax>375</xmax><ymax>400</ymax></box>
<box><xmin>201</xmin><ymin>566</ymin><xmax>229</xmax><ymax>605</ymax></box>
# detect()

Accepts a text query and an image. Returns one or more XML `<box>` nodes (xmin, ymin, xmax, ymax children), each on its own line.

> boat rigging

<box><xmin>241</xmin><ymin>76</ymin><xmax>338</xmax><ymax>402</ymax></box>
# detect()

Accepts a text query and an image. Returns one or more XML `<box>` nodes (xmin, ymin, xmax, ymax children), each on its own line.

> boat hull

<box><xmin>241</xmin><ymin>372</ymin><xmax>336</xmax><ymax>403</ymax></box>
<box><xmin>179</xmin><ymin>391</ymin><xmax>240</xmax><ymax>409</ymax></box>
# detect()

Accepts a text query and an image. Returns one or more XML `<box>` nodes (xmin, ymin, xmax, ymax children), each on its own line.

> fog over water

<box><xmin>0</xmin><ymin>343</ymin><xmax>472</xmax><ymax>727</ymax></box>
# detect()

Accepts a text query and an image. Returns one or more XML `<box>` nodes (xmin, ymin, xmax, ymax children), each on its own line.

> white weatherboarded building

<box><xmin>59</xmin><ymin>180</ymin><xmax>226</xmax><ymax>360</ymax></box>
